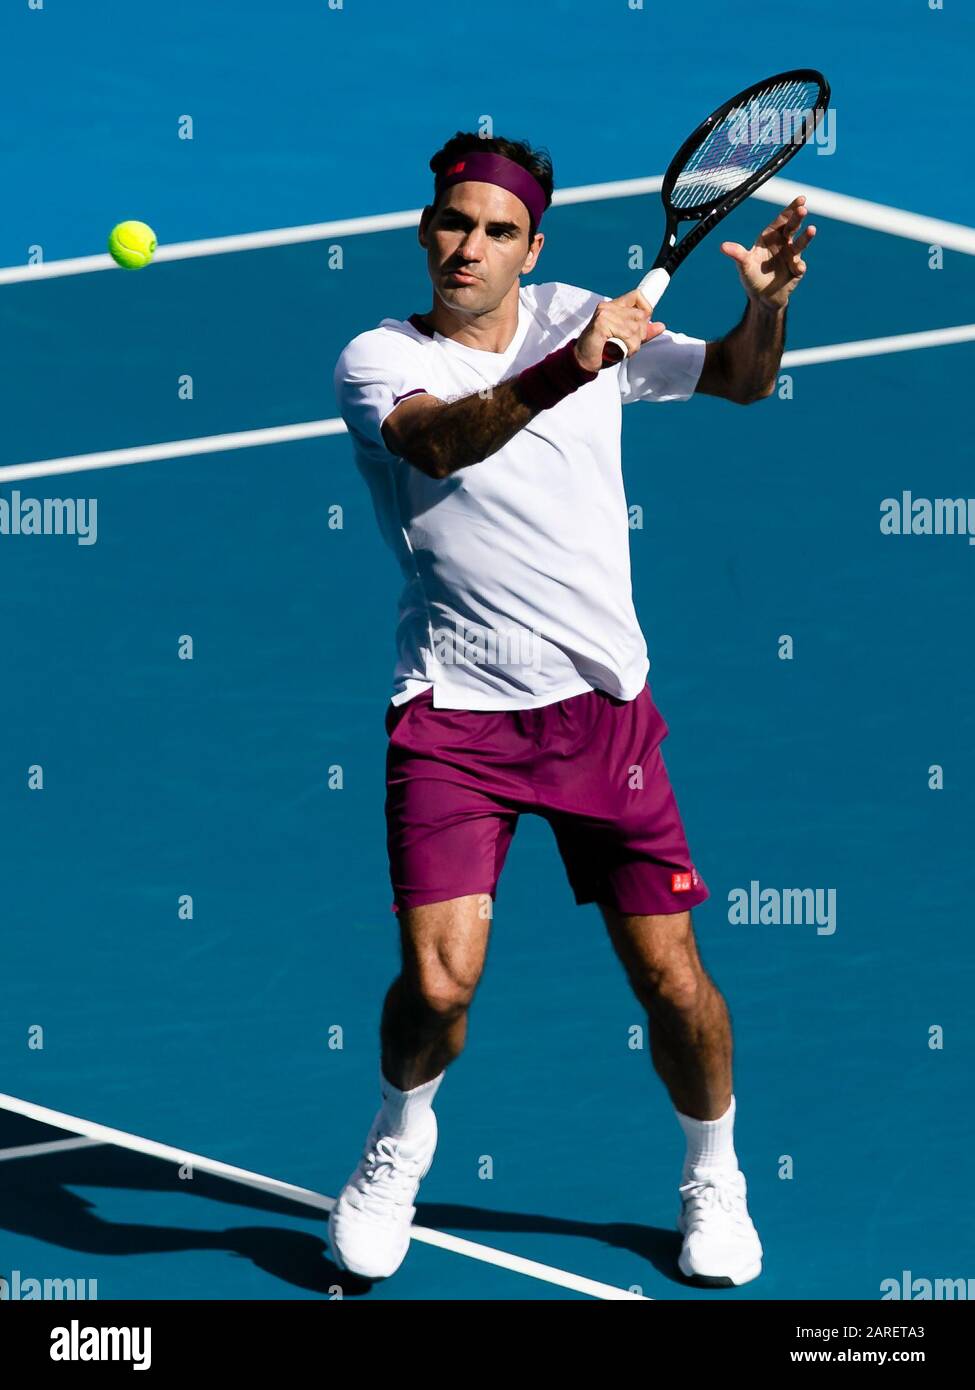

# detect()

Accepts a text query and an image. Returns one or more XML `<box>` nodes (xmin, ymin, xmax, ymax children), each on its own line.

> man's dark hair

<box><xmin>428</xmin><ymin>132</ymin><xmax>554</xmax><ymax>238</ymax></box>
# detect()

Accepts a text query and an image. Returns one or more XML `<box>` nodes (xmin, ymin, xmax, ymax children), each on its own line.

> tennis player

<box><xmin>330</xmin><ymin>133</ymin><xmax>815</xmax><ymax>1288</ymax></box>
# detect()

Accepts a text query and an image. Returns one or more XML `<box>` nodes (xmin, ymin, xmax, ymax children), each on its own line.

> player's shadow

<box><xmin>0</xmin><ymin>1112</ymin><xmax>369</xmax><ymax>1297</ymax></box>
<box><xmin>415</xmin><ymin>1200</ymin><xmax>684</xmax><ymax>1287</ymax></box>
<box><xmin>0</xmin><ymin>1112</ymin><xmax>683</xmax><ymax>1296</ymax></box>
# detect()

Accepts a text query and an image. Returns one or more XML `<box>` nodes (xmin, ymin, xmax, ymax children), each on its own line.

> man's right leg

<box><xmin>381</xmin><ymin>892</ymin><xmax>493</xmax><ymax>1089</ymax></box>
<box><xmin>328</xmin><ymin>893</ymin><xmax>491</xmax><ymax>1278</ymax></box>
<box><xmin>331</xmin><ymin>687</ymin><xmax>520</xmax><ymax>1277</ymax></box>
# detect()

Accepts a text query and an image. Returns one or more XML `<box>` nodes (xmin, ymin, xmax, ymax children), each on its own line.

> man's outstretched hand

<box><xmin>720</xmin><ymin>195</ymin><xmax>817</xmax><ymax>312</ymax></box>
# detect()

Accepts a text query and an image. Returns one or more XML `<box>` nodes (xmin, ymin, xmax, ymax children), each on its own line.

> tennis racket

<box><xmin>603</xmin><ymin>68</ymin><xmax>831</xmax><ymax>365</ymax></box>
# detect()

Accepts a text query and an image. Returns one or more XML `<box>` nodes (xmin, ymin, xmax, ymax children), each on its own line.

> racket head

<box><xmin>661</xmin><ymin>69</ymin><xmax>830</xmax><ymax>223</ymax></box>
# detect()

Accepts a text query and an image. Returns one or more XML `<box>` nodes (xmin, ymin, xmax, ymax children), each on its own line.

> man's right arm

<box><xmin>382</xmin><ymin>378</ymin><xmax>546</xmax><ymax>480</ymax></box>
<box><xmin>382</xmin><ymin>294</ymin><xmax>665</xmax><ymax>480</ymax></box>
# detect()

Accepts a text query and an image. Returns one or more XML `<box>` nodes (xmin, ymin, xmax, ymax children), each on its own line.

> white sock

<box><xmin>378</xmin><ymin>1067</ymin><xmax>444</xmax><ymax>1143</ymax></box>
<box><xmin>676</xmin><ymin>1094</ymin><xmax>738</xmax><ymax>1178</ymax></box>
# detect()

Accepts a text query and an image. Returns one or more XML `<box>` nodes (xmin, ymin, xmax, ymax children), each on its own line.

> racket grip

<box><xmin>600</xmin><ymin>266</ymin><xmax>672</xmax><ymax>367</ymax></box>
<box><xmin>636</xmin><ymin>265</ymin><xmax>671</xmax><ymax>308</ymax></box>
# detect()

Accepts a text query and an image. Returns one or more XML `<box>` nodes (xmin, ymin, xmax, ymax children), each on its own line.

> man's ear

<box><xmin>522</xmin><ymin>230</ymin><xmax>544</xmax><ymax>274</ymax></box>
<box><xmin>418</xmin><ymin>206</ymin><xmax>434</xmax><ymax>248</ymax></box>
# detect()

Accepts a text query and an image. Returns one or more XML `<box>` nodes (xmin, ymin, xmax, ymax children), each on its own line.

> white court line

<box><xmin>1</xmin><ymin>323</ymin><xmax>971</xmax><ymax>485</ymax></box>
<box><xmin>1</xmin><ymin>173</ymin><xmax>973</xmax><ymax>285</ymax></box>
<box><xmin>0</xmin><ymin>1093</ymin><xmax>647</xmax><ymax>1300</ymax></box>
<box><xmin>551</xmin><ymin>175</ymin><xmax>663</xmax><ymax>206</ymax></box>
<box><xmin>759</xmin><ymin>176</ymin><xmax>975</xmax><ymax>255</ymax></box>
<box><xmin>781</xmin><ymin>322</ymin><xmax>975</xmax><ymax>367</ymax></box>
<box><xmin>0</xmin><ymin>419</ymin><xmax>347</xmax><ymax>483</ymax></box>
<box><xmin>0</xmin><ymin>209</ymin><xmax>428</xmax><ymax>284</ymax></box>
<box><xmin>0</xmin><ymin>1137</ymin><xmax>101</xmax><ymax>1161</ymax></box>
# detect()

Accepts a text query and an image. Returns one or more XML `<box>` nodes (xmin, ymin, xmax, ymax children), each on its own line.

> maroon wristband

<box><xmin>515</xmin><ymin>338</ymin><xmax>598</xmax><ymax>412</ymax></box>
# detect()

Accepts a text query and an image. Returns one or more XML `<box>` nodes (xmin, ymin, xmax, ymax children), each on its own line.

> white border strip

<box><xmin>1</xmin><ymin>173</ymin><xmax>973</xmax><ymax>285</ymax></box>
<box><xmin>2</xmin><ymin>324</ymin><xmax>971</xmax><ymax>484</ymax></box>
<box><xmin>0</xmin><ymin>1093</ymin><xmax>646</xmax><ymax>1300</ymax></box>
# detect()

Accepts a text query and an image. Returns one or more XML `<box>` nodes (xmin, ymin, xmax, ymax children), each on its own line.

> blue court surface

<box><xmin>1</xmin><ymin>0</ymin><xmax>973</xmax><ymax>1301</ymax></box>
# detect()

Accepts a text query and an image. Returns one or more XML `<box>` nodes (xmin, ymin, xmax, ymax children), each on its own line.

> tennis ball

<box><xmin>108</xmin><ymin>220</ymin><xmax>157</xmax><ymax>270</ymax></box>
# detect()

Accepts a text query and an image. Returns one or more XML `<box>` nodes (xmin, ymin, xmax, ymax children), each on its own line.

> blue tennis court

<box><xmin>1</xmin><ymin>0</ymin><xmax>973</xmax><ymax>1302</ymax></box>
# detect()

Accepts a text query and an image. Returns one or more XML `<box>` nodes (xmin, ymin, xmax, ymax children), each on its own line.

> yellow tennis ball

<box><xmin>108</xmin><ymin>220</ymin><xmax>157</xmax><ymax>270</ymax></box>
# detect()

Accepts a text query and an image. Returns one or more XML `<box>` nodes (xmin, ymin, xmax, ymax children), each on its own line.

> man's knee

<box><xmin>395</xmin><ymin>895</ymin><xmax>490</xmax><ymax>1024</ymax></box>
<box><xmin>402</xmin><ymin>962</ymin><xmax>479</xmax><ymax>1022</ymax></box>
<box><xmin>646</xmin><ymin>958</ymin><xmax>705</xmax><ymax>1015</ymax></box>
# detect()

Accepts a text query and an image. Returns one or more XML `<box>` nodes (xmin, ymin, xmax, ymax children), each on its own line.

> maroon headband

<box><xmin>435</xmin><ymin>151</ymin><xmax>547</xmax><ymax>231</ymax></box>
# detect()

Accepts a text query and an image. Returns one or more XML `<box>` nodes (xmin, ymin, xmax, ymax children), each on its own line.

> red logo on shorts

<box><xmin>672</xmin><ymin>869</ymin><xmax>700</xmax><ymax>893</ymax></box>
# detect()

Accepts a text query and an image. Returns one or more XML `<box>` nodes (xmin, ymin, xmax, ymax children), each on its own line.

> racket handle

<box><xmin>636</xmin><ymin>265</ymin><xmax>672</xmax><ymax>307</ymax></box>
<box><xmin>601</xmin><ymin>266</ymin><xmax>673</xmax><ymax>366</ymax></box>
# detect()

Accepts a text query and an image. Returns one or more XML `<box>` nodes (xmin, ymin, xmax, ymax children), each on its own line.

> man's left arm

<box><xmin>695</xmin><ymin>195</ymin><xmax>816</xmax><ymax>405</ymax></box>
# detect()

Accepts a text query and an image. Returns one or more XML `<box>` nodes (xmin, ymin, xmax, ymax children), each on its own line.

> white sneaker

<box><xmin>677</xmin><ymin>1168</ymin><xmax>763</xmax><ymax>1286</ymax></box>
<box><xmin>327</xmin><ymin>1109</ymin><xmax>437</xmax><ymax>1279</ymax></box>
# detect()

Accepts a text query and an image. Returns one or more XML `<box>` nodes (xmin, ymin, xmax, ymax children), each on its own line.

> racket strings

<box><xmin>671</xmin><ymin>78</ymin><xmax>823</xmax><ymax>211</ymax></box>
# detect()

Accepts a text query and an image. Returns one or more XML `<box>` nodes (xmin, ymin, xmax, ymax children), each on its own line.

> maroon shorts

<box><xmin>384</xmin><ymin>684</ymin><xmax>709</xmax><ymax>917</ymax></box>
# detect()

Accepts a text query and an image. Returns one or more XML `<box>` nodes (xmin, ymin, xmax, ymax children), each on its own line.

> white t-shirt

<box><xmin>333</xmin><ymin>280</ymin><xmax>705</xmax><ymax>710</ymax></box>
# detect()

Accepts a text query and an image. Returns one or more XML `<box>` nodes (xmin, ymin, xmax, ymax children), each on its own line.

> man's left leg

<box><xmin>600</xmin><ymin>905</ymin><xmax>731</xmax><ymax>1119</ymax></box>
<box><xmin>599</xmin><ymin>904</ymin><xmax>763</xmax><ymax>1287</ymax></box>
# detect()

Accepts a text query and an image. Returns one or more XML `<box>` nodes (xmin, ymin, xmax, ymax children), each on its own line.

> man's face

<box><xmin>420</xmin><ymin>182</ymin><xmax>542</xmax><ymax>316</ymax></box>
